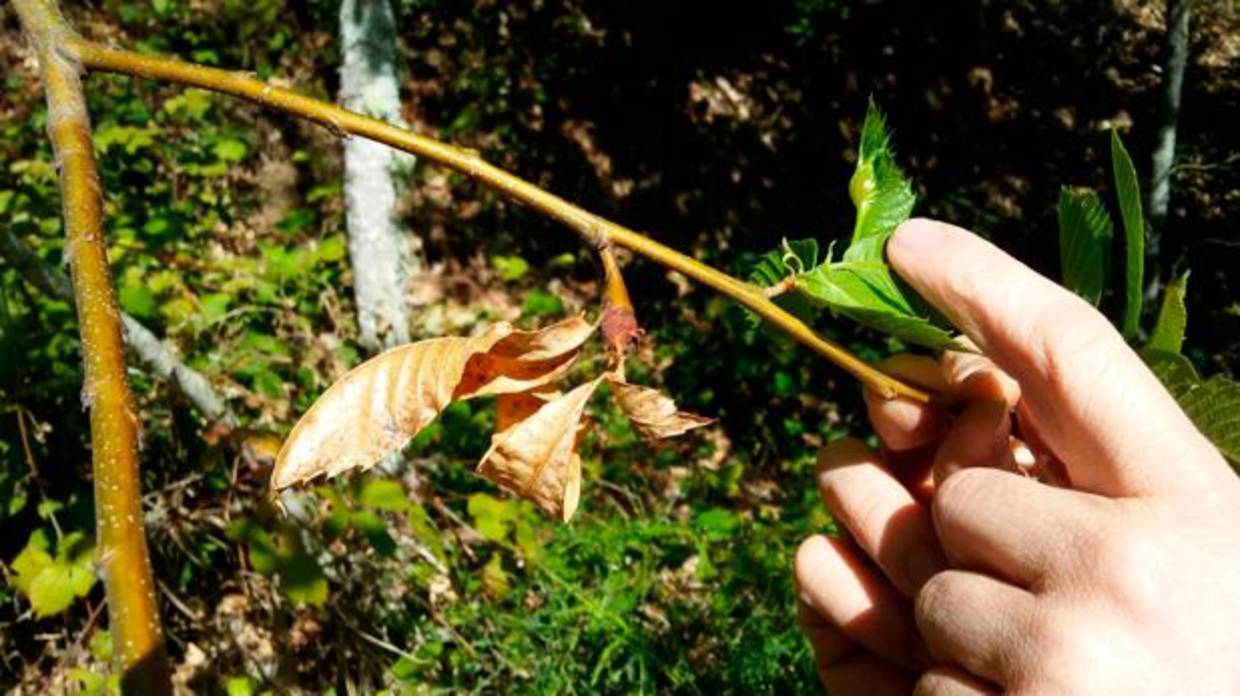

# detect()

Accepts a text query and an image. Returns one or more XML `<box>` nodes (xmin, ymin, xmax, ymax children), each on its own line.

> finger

<box><xmin>932</xmin><ymin>467</ymin><xmax>1103</xmax><ymax>586</ymax></box>
<box><xmin>865</xmin><ymin>352</ymin><xmax>1017</xmax><ymax>455</ymax></box>
<box><xmin>915</xmin><ymin>569</ymin><xmax>1036</xmax><ymax>687</ymax></box>
<box><xmin>795</xmin><ymin>534</ymin><xmax>928</xmax><ymax>669</ymax></box>
<box><xmin>914</xmin><ymin>667</ymin><xmax>999</xmax><ymax>696</ymax></box>
<box><xmin>889</xmin><ymin>219</ymin><xmax>1224</xmax><ymax>497</ymax></box>
<box><xmin>819</xmin><ymin>651</ymin><xmax>916</xmax><ymax>696</ymax></box>
<box><xmin>817</xmin><ymin>439</ymin><xmax>947</xmax><ymax>596</ymax></box>
<box><xmin>798</xmin><ymin>598</ymin><xmax>856</xmax><ymax>666</ymax></box>
<box><xmin>864</xmin><ymin>354</ymin><xmax>951</xmax><ymax>452</ymax></box>
<box><xmin>932</xmin><ymin>399</ymin><xmax>1013</xmax><ymax>484</ymax></box>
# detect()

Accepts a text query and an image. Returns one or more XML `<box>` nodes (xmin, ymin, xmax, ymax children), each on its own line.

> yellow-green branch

<box><xmin>65</xmin><ymin>37</ymin><xmax>931</xmax><ymax>403</ymax></box>
<box><xmin>12</xmin><ymin>2</ymin><xmax>171</xmax><ymax>693</ymax></box>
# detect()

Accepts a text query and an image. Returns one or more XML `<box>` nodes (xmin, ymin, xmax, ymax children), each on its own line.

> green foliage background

<box><xmin>1</xmin><ymin>0</ymin><xmax>1238</xmax><ymax>693</ymax></box>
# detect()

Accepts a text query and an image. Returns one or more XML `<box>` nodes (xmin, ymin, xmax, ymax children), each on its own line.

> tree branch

<box><xmin>11</xmin><ymin>1</ymin><xmax>171</xmax><ymax>693</ymax></box>
<box><xmin>65</xmin><ymin>37</ymin><xmax>934</xmax><ymax>403</ymax></box>
<box><xmin>0</xmin><ymin>230</ymin><xmax>237</xmax><ymax>430</ymax></box>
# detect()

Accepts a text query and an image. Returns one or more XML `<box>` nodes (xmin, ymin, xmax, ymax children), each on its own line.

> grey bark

<box><xmin>339</xmin><ymin>0</ymin><xmax>417</xmax><ymax>351</ymax></box>
<box><xmin>1150</xmin><ymin>0</ymin><xmax>1192</xmax><ymax>239</ymax></box>
<box><xmin>0</xmin><ymin>229</ymin><xmax>236</xmax><ymax>428</ymax></box>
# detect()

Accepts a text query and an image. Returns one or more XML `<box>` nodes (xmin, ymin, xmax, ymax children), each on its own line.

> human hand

<box><xmin>794</xmin><ymin>218</ymin><xmax>1240</xmax><ymax>694</ymax></box>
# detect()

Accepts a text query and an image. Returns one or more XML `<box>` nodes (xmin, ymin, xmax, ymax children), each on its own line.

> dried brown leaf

<box><xmin>454</xmin><ymin>314</ymin><xmax>595</xmax><ymax>398</ymax></box>
<box><xmin>478</xmin><ymin>377</ymin><xmax>603</xmax><ymax>521</ymax></box>
<box><xmin>607</xmin><ymin>378</ymin><xmax>714</xmax><ymax>441</ymax></box>
<box><xmin>272</xmin><ymin>316</ymin><xmax>595</xmax><ymax>491</ymax></box>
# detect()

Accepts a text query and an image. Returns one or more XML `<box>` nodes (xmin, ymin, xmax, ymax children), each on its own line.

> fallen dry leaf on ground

<box><xmin>607</xmin><ymin>378</ymin><xmax>714</xmax><ymax>441</ymax></box>
<box><xmin>478</xmin><ymin>376</ymin><xmax>603</xmax><ymax>521</ymax></box>
<box><xmin>272</xmin><ymin>316</ymin><xmax>594</xmax><ymax>490</ymax></box>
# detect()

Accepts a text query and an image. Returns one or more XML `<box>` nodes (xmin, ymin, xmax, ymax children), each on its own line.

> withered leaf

<box><xmin>477</xmin><ymin>376</ymin><xmax>603</xmax><ymax>521</ymax></box>
<box><xmin>607</xmin><ymin>378</ymin><xmax>714</xmax><ymax>441</ymax></box>
<box><xmin>454</xmin><ymin>314</ymin><xmax>595</xmax><ymax>398</ymax></box>
<box><xmin>272</xmin><ymin>316</ymin><xmax>595</xmax><ymax>491</ymax></box>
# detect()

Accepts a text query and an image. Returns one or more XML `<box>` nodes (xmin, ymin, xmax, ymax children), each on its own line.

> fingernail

<box><xmin>905</xmin><ymin>542</ymin><xmax>946</xmax><ymax>590</ymax></box>
<box><xmin>891</xmin><ymin>219</ymin><xmax>947</xmax><ymax>253</ymax></box>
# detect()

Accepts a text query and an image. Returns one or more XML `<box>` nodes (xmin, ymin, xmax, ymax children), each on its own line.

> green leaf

<box><xmin>749</xmin><ymin>239</ymin><xmax>819</xmax><ymax>287</ymax></box>
<box><xmin>1057</xmin><ymin>187</ymin><xmax>1114</xmax><ymax>306</ymax></box>
<box><xmin>1111</xmin><ymin>131</ymin><xmax>1145</xmax><ymax>339</ymax></box>
<box><xmin>522</xmin><ymin>288</ymin><xmax>564</xmax><ymax>317</ymax></box>
<box><xmin>1143</xmin><ymin>350</ymin><xmax>1240</xmax><ymax>462</ymax></box>
<box><xmin>745</xmin><ymin>238</ymin><xmax>821</xmax><ymax>329</ymax></box>
<box><xmin>10</xmin><ymin>532</ymin><xmax>54</xmax><ymax>595</ymax></box>
<box><xmin>798</xmin><ymin>262</ymin><xmax>966</xmax><ymax>351</ymax></box>
<box><xmin>844</xmin><ymin>101</ymin><xmax>916</xmax><ymax>263</ymax></box>
<box><xmin>212</xmin><ymin>137</ymin><xmax>249</xmax><ymax>163</ymax></box>
<box><xmin>359</xmin><ymin>479</ymin><xmax>409</xmax><ymax>512</ymax></box>
<box><xmin>1147</xmin><ymin>271</ymin><xmax>1189</xmax><ymax>354</ymax></box>
<box><xmin>1179</xmin><ymin>375</ymin><xmax>1240</xmax><ymax>463</ymax></box>
<box><xmin>280</xmin><ymin>552</ymin><xmax>329</xmax><ymax>606</ymax></box>
<box><xmin>467</xmin><ymin>493</ymin><xmax>517</xmax><ymax>543</ymax></box>
<box><xmin>492</xmin><ymin>255</ymin><xmax>530</xmax><ymax>282</ymax></box>
<box><xmin>1143</xmin><ymin>349</ymin><xmax>1199</xmax><ymax>401</ymax></box>
<box><xmin>28</xmin><ymin>563</ymin><xmax>80</xmax><ymax>617</ymax></box>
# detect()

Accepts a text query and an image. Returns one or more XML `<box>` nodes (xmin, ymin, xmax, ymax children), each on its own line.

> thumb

<box><xmin>886</xmin><ymin>218</ymin><xmax>1225</xmax><ymax>498</ymax></box>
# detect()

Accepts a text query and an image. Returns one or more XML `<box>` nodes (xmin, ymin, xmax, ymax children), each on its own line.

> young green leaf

<box><xmin>1147</xmin><ymin>271</ymin><xmax>1189</xmax><ymax>354</ymax></box>
<box><xmin>1057</xmin><ymin>187</ymin><xmax>1114</xmax><ymax>306</ymax></box>
<box><xmin>798</xmin><ymin>262</ymin><xmax>966</xmax><ymax>351</ymax></box>
<box><xmin>1111</xmin><ymin>130</ymin><xmax>1145</xmax><ymax>339</ymax></box>
<box><xmin>745</xmin><ymin>238</ymin><xmax>820</xmax><ymax>329</ymax></box>
<box><xmin>844</xmin><ymin>101</ymin><xmax>916</xmax><ymax>263</ymax></box>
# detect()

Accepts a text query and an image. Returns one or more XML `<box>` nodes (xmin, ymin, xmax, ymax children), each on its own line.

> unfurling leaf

<box><xmin>478</xmin><ymin>377</ymin><xmax>603</xmax><ymax>521</ymax></box>
<box><xmin>1147</xmin><ymin>271</ymin><xmax>1189</xmax><ymax>354</ymax></box>
<box><xmin>272</xmin><ymin>316</ymin><xmax>594</xmax><ymax>491</ymax></box>
<box><xmin>607</xmin><ymin>378</ymin><xmax>714</xmax><ymax>441</ymax></box>
<box><xmin>844</xmin><ymin>100</ymin><xmax>916</xmax><ymax>263</ymax></box>
<box><xmin>1057</xmin><ymin>187</ymin><xmax>1114</xmax><ymax>306</ymax></box>
<box><xmin>798</xmin><ymin>261</ymin><xmax>967</xmax><ymax>352</ymax></box>
<box><xmin>1111</xmin><ymin>130</ymin><xmax>1145</xmax><ymax>339</ymax></box>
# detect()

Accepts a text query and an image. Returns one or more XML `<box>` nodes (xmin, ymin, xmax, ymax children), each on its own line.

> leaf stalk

<box><xmin>66</xmin><ymin>37</ymin><xmax>932</xmax><ymax>402</ymax></box>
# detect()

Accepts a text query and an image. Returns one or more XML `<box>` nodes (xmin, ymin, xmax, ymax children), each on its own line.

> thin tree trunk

<box><xmin>1149</xmin><ymin>0</ymin><xmax>1192</xmax><ymax>253</ymax></box>
<box><xmin>339</xmin><ymin>0</ymin><xmax>417</xmax><ymax>350</ymax></box>
<box><xmin>12</xmin><ymin>1</ymin><xmax>171</xmax><ymax>692</ymax></box>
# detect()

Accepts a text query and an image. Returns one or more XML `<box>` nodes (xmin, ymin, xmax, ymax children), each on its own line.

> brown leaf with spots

<box><xmin>477</xmin><ymin>377</ymin><xmax>603</xmax><ymax>521</ymax></box>
<box><xmin>607</xmin><ymin>378</ymin><xmax>714</xmax><ymax>441</ymax></box>
<box><xmin>272</xmin><ymin>316</ymin><xmax>595</xmax><ymax>491</ymax></box>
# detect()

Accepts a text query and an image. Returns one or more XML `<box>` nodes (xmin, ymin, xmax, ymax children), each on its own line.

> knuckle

<box><xmin>933</xmin><ymin>466</ymin><xmax>997</xmax><ymax>521</ymax></box>
<box><xmin>1028</xmin><ymin>295</ymin><xmax>1120</xmax><ymax>397</ymax></box>
<box><xmin>913</xmin><ymin>570</ymin><xmax>956</xmax><ymax>628</ymax></box>
<box><xmin>1083</xmin><ymin>523</ymin><xmax>1166</xmax><ymax>613</ymax></box>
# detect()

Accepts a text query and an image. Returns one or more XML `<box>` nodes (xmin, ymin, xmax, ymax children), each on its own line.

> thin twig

<box><xmin>66</xmin><ymin>37</ymin><xmax>934</xmax><ymax>404</ymax></box>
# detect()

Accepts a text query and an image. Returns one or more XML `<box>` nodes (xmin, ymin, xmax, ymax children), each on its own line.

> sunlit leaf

<box><xmin>477</xmin><ymin>377</ymin><xmax>603</xmax><ymax>521</ymax></box>
<box><xmin>1057</xmin><ymin>187</ymin><xmax>1113</xmax><ymax>306</ymax></box>
<box><xmin>844</xmin><ymin>100</ymin><xmax>916</xmax><ymax>263</ymax></box>
<box><xmin>1147</xmin><ymin>271</ymin><xmax>1189</xmax><ymax>354</ymax></box>
<box><xmin>273</xmin><ymin>316</ymin><xmax>594</xmax><ymax>490</ymax></box>
<box><xmin>1111</xmin><ymin>130</ymin><xmax>1145</xmax><ymax>339</ymax></box>
<box><xmin>1179</xmin><ymin>375</ymin><xmax>1240</xmax><ymax>463</ymax></box>
<box><xmin>798</xmin><ymin>261</ymin><xmax>966</xmax><ymax>351</ymax></box>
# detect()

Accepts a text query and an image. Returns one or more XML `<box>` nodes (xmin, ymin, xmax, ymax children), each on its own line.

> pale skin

<box><xmin>795</xmin><ymin>218</ymin><xmax>1240</xmax><ymax>694</ymax></box>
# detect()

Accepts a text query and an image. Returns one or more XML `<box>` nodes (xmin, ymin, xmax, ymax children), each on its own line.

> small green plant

<box><xmin>1057</xmin><ymin>132</ymin><xmax>1239</xmax><ymax>462</ymax></box>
